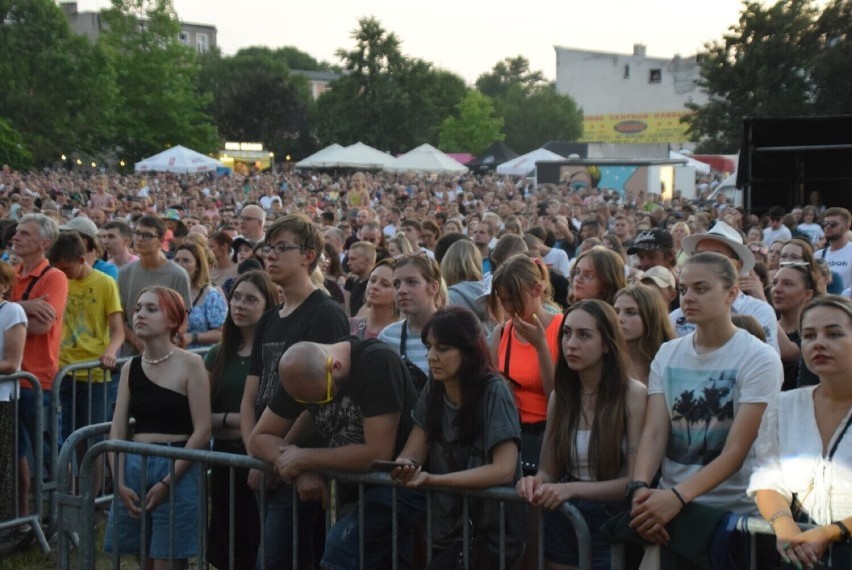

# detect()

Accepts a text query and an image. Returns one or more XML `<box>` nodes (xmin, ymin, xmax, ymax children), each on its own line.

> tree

<box><xmin>684</xmin><ymin>0</ymin><xmax>852</xmax><ymax>152</ymax></box>
<box><xmin>476</xmin><ymin>56</ymin><xmax>548</xmax><ymax>99</ymax></box>
<box><xmin>439</xmin><ymin>91</ymin><xmax>504</xmax><ymax>154</ymax></box>
<box><xmin>198</xmin><ymin>48</ymin><xmax>316</xmax><ymax>158</ymax></box>
<box><xmin>100</xmin><ymin>0</ymin><xmax>217</xmax><ymax>159</ymax></box>
<box><xmin>0</xmin><ymin>0</ymin><xmax>117</xmax><ymax>164</ymax></box>
<box><xmin>0</xmin><ymin>118</ymin><xmax>33</xmax><ymax>171</ymax></box>
<box><xmin>497</xmin><ymin>84</ymin><xmax>583</xmax><ymax>153</ymax></box>
<box><xmin>315</xmin><ymin>17</ymin><xmax>466</xmax><ymax>153</ymax></box>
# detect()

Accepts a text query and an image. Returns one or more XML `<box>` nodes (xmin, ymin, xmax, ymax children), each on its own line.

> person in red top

<box><xmin>10</xmin><ymin>213</ymin><xmax>68</xmax><ymax>521</ymax></box>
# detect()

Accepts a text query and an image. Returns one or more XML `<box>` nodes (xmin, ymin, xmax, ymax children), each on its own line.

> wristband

<box><xmin>625</xmin><ymin>480</ymin><xmax>649</xmax><ymax>501</ymax></box>
<box><xmin>833</xmin><ymin>520</ymin><xmax>851</xmax><ymax>544</ymax></box>
<box><xmin>671</xmin><ymin>487</ymin><xmax>687</xmax><ymax>507</ymax></box>
<box><xmin>160</xmin><ymin>479</ymin><xmax>170</xmax><ymax>489</ymax></box>
<box><xmin>768</xmin><ymin>510</ymin><xmax>793</xmax><ymax>528</ymax></box>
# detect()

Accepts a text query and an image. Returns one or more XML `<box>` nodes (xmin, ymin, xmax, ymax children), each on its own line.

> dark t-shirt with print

<box><xmin>268</xmin><ymin>338</ymin><xmax>417</xmax><ymax>456</ymax></box>
<box><xmin>249</xmin><ymin>289</ymin><xmax>348</xmax><ymax>419</ymax></box>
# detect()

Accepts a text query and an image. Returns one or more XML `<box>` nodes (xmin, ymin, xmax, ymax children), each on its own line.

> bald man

<box><xmin>238</xmin><ymin>204</ymin><xmax>266</xmax><ymax>242</ymax></box>
<box><xmin>249</xmin><ymin>338</ymin><xmax>422</xmax><ymax>568</ymax></box>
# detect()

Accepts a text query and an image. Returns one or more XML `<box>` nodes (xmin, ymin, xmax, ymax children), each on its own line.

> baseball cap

<box><xmin>626</xmin><ymin>228</ymin><xmax>674</xmax><ymax>255</ymax></box>
<box><xmin>640</xmin><ymin>266</ymin><xmax>677</xmax><ymax>289</ymax></box>
<box><xmin>59</xmin><ymin>216</ymin><xmax>98</xmax><ymax>239</ymax></box>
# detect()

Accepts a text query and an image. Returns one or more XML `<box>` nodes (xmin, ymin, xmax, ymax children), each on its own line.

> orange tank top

<box><xmin>497</xmin><ymin>315</ymin><xmax>561</xmax><ymax>424</ymax></box>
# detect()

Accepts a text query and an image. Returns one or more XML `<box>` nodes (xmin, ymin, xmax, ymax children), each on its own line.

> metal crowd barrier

<box><xmin>0</xmin><ymin>372</ymin><xmax>50</xmax><ymax>553</ymax></box>
<box><xmin>47</xmin><ymin>348</ymin><xmax>211</xmax><ymax>533</ymax></box>
<box><xmin>56</xmin><ymin>438</ymin><xmax>594</xmax><ymax>569</ymax></box>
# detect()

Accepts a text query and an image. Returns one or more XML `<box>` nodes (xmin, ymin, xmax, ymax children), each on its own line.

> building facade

<box><xmin>60</xmin><ymin>1</ymin><xmax>216</xmax><ymax>53</ymax></box>
<box><xmin>554</xmin><ymin>44</ymin><xmax>708</xmax><ymax>144</ymax></box>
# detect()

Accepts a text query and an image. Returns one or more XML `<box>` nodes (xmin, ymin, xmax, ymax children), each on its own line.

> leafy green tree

<box><xmin>197</xmin><ymin>48</ymin><xmax>316</xmax><ymax>159</ymax></box>
<box><xmin>684</xmin><ymin>0</ymin><xmax>852</xmax><ymax>152</ymax></box>
<box><xmin>0</xmin><ymin>0</ymin><xmax>116</xmax><ymax>165</ymax></box>
<box><xmin>475</xmin><ymin>56</ymin><xmax>548</xmax><ymax>99</ymax></box>
<box><xmin>439</xmin><ymin>91</ymin><xmax>504</xmax><ymax>154</ymax></box>
<box><xmin>496</xmin><ymin>84</ymin><xmax>583</xmax><ymax>153</ymax></box>
<box><xmin>0</xmin><ymin>118</ymin><xmax>33</xmax><ymax>171</ymax></box>
<box><xmin>100</xmin><ymin>0</ymin><xmax>217</xmax><ymax>159</ymax></box>
<box><xmin>315</xmin><ymin>17</ymin><xmax>466</xmax><ymax>153</ymax></box>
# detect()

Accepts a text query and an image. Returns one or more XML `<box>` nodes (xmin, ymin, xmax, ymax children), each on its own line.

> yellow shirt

<box><xmin>60</xmin><ymin>269</ymin><xmax>122</xmax><ymax>382</ymax></box>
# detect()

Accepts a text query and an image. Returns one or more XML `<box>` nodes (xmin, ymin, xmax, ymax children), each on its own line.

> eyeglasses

<box><xmin>262</xmin><ymin>242</ymin><xmax>305</xmax><ymax>256</ymax></box>
<box><xmin>572</xmin><ymin>270</ymin><xmax>598</xmax><ymax>283</ymax></box>
<box><xmin>230</xmin><ymin>293</ymin><xmax>262</xmax><ymax>308</ymax></box>
<box><xmin>292</xmin><ymin>356</ymin><xmax>334</xmax><ymax>405</ymax></box>
<box><xmin>133</xmin><ymin>231</ymin><xmax>159</xmax><ymax>241</ymax></box>
<box><xmin>824</xmin><ymin>221</ymin><xmax>842</xmax><ymax>229</ymax></box>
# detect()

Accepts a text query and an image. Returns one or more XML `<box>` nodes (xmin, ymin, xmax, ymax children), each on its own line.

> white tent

<box><xmin>135</xmin><ymin>145</ymin><xmax>222</xmax><ymax>174</ymax></box>
<box><xmin>318</xmin><ymin>142</ymin><xmax>394</xmax><ymax>169</ymax></box>
<box><xmin>496</xmin><ymin>148</ymin><xmax>564</xmax><ymax>176</ymax></box>
<box><xmin>294</xmin><ymin>143</ymin><xmax>344</xmax><ymax>169</ymax></box>
<box><xmin>670</xmin><ymin>150</ymin><xmax>711</xmax><ymax>175</ymax></box>
<box><xmin>384</xmin><ymin>144</ymin><xmax>468</xmax><ymax>174</ymax></box>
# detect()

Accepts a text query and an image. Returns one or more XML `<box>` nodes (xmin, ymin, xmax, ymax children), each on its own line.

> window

<box><xmin>196</xmin><ymin>32</ymin><xmax>208</xmax><ymax>53</ymax></box>
<box><xmin>624</xmin><ymin>64</ymin><xmax>630</xmax><ymax>79</ymax></box>
<box><xmin>649</xmin><ymin>68</ymin><xmax>662</xmax><ymax>83</ymax></box>
<box><xmin>178</xmin><ymin>31</ymin><xmax>189</xmax><ymax>45</ymax></box>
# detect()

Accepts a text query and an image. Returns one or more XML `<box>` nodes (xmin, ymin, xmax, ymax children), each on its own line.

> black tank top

<box><xmin>128</xmin><ymin>356</ymin><xmax>194</xmax><ymax>436</ymax></box>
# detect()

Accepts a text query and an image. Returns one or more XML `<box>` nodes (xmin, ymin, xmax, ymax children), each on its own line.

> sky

<box><xmin>72</xmin><ymin>0</ymin><xmax>811</xmax><ymax>84</ymax></box>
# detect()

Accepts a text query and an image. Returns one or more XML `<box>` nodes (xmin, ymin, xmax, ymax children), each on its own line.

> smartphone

<box><xmin>370</xmin><ymin>460</ymin><xmax>403</xmax><ymax>472</ymax></box>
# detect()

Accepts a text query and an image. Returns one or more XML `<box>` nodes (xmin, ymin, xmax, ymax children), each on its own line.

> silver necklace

<box><xmin>142</xmin><ymin>350</ymin><xmax>174</xmax><ymax>365</ymax></box>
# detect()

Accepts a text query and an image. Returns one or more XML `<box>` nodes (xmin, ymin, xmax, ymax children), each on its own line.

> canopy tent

<box><xmin>669</xmin><ymin>150</ymin><xmax>711</xmax><ymax>175</ymax></box>
<box><xmin>468</xmin><ymin>141</ymin><xmax>519</xmax><ymax>172</ymax></box>
<box><xmin>312</xmin><ymin>142</ymin><xmax>394</xmax><ymax>169</ymax></box>
<box><xmin>384</xmin><ymin>144</ymin><xmax>468</xmax><ymax>174</ymax></box>
<box><xmin>496</xmin><ymin>148</ymin><xmax>564</xmax><ymax>176</ymax></box>
<box><xmin>135</xmin><ymin>145</ymin><xmax>222</xmax><ymax>174</ymax></box>
<box><xmin>294</xmin><ymin>143</ymin><xmax>344</xmax><ymax>169</ymax></box>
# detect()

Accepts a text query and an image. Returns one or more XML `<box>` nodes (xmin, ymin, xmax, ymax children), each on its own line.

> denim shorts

<box><xmin>104</xmin><ymin>448</ymin><xmax>201</xmax><ymax>559</ymax></box>
<box><xmin>544</xmin><ymin>497</ymin><xmax>626</xmax><ymax>570</ymax></box>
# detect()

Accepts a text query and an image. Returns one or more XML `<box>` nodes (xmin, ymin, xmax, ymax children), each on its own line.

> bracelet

<box><xmin>768</xmin><ymin>510</ymin><xmax>794</xmax><ymax>528</ymax></box>
<box><xmin>832</xmin><ymin>520</ymin><xmax>851</xmax><ymax>544</ymax></box>
<box><xmin>222</xmin><ymin>412</ymin><xmax>229</xmax><ymax>428</ymax></box>
<box><xmin>160</xmin><ymin>479</ymin><xmax>170</xmax><ymax>489</ymax></box>
<box><xmin>671</xmin><ymin>487</ymin><xmax>687</xmax><ymax>507</ymax></box>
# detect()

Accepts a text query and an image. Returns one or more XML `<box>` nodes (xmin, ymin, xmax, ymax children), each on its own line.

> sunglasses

<box><xmin>292</xmin><ymin>356</ymin><xmax>334</xmax><ymax>405</ymax></box>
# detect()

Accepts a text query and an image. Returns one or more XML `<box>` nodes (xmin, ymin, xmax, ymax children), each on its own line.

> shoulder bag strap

<box><xmin>399</xmin><ymin>319</ymin><xmax>408</xmax><ymax>358</ymax></box>
<box><xmin>502</xmin><ymin>321</ymin><xmax>513</xmax><ymax>378</ymax></box>
<box><xmin>828</xmin><ymin>408</ymin><xmax>852</xmax><ymax>461</ymax></box>
<box><xmin>21</xmin><ymin>265</ymin><xmax>53</xmax><ymax>301</ymax></box>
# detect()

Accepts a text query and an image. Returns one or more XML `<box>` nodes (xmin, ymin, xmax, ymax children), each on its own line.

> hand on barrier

<box><xmin>515</xmin><ymin>475</ymin><xmax>543</xmax><ymax>503</ymax></box>
<box><xmin>117</xmin><ymin>484</ymin><xmax>142</xmax><ymax>518</ymax></box>
<box><xmin>100</xmin><ymin>350</ymin><xmax>118</xmax><ymax>370</ymax></box>
<box><xmin>275</xmin><ymin>444</ymin><xmax>308</xmax><ymax>483</ymax></box>
<box><xmin>629</xmin><ymin>488</ymin><xmax>679</xmax><ymax>545</ymax></box>
<box><xmin>390</xmin><ymin>460</ymin><xmax>429</xmax><ymax>487</ymax></box>
<box><xmin>529</xmin><ymin>482</ymin><xmax>577</xmax><ymax>511</ymax></box>
<box><xmin>294</xmin><ymin>472</ymin><xmax>329</xmax><ymax>508</ymax></box>
<box><xmin>777</xmin><ymin>527</ymin><xmax>830</xmax><ymax>570</ymax></box>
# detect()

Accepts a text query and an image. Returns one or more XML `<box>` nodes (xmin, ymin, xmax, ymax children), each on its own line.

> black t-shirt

<box><xmin>249</xmin><ymin>289</ymin><xmax>349</xmax><ymax>419</ymax></box>
<box><xmin>344</xmin><ymin>276</ymin><xmax>368</xmax><ymax>317</ymax></box>
<box><xmin>268</xmin><ymin>338</ymin><xmax>417</xmax><ymax>456</ymax></box>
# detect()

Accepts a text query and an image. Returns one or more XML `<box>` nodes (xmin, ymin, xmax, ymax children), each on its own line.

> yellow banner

<box><xmin>579</xmin><ymin>111</ymin><xmax>692</xmax><ymax>143</ymax></box>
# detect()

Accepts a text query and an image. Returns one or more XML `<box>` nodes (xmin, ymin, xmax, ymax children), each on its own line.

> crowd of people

<box><xmin>0</xmin><ymin>163</ymin><xmax>850</xmax><ymax>569</ymax></box>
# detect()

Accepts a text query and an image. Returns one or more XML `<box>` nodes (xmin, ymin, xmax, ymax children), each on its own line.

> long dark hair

<box><xmin>551</xmin><ymin>299</ymin><xmax>630</xmax><ymax>481</ymax></box>
<box><xmin>420</xmin><ymin>307</ymin><xmax>494</xmax><ymax>445</ymax></box>
<box><xmin>209</xmin><ymin>271</ymin><xmax>279</xmax><ymax>398</ymax></box>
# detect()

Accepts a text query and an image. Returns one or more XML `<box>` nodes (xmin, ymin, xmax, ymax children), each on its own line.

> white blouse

<box><xmin>747</xmin><ymin>386</ymin><xmax>852</xmax><ymax>525</ymax></box>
